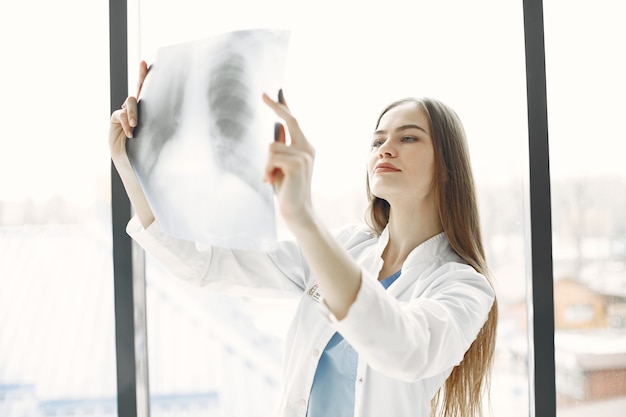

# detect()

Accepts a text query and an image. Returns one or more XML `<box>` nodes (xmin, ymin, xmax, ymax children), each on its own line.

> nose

<box><xmin>377</xmin><ymin>139</ymin><xmax>395</xmax><ymax>158</ymax></box>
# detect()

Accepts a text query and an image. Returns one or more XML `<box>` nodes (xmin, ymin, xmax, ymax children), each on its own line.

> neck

<box><xmin>381</xmin><ymin>196</ymin><xmax>442</xmax><ymax>274</ymax></box>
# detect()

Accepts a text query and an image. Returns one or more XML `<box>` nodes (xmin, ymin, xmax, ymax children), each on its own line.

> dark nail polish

<box><xmin>274</xmin><ymin>122</ymin><xmax>282</xmax><ymax>142</ymax></box>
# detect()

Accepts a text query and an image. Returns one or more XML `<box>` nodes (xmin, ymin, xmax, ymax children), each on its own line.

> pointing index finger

<box><xmin>262</xmin><ymin>91</ymin><xmax>294</xmax><ymax>123</ymax></box>
<box><xmin>262</xmin><ymin>90</ymin><xmax>310</xmax><ymax>149</ymax></box>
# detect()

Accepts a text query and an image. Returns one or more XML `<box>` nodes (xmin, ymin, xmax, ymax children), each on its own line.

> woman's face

<box><xmin>367</xmin><ymin>101</ymin><xmax>436</xmax><ymax>205</ymax></box>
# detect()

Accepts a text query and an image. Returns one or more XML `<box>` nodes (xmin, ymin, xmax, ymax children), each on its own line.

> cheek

<box><xmin>366</xmin><ymin>154</ymin><xmax>377</xmax><ymax>174</ymax></box>
<box><xmin>421</xmin><ymin>151</ymin><xmax>436</xmax><ymax>176</ymax></box>
<box><xmin>412</xmin><ymin>157</ymin><xmax>437</xmax><ymax>188</ymax></box>
<box><xmin>426</xmin><ymin>158</ymin><xmax>436</xmax><ymax>178</ymax></box>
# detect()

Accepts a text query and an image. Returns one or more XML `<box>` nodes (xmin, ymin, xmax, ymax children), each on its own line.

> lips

<box><xmin>374</xmin><ymin>162</ymin><xmax>401</xmax><ymax>173</ymax></box>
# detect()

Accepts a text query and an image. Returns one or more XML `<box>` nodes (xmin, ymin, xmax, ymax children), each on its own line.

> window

<box><xmin>10</xmin><ymin>1</ymin><xmax>623</xmax><ymax>417</ymax></box>
<box><xmin>544</xmin><ymin>1</ymin><xmax>626</xmax><ymax>414</ymax></box>
<box><xmin>0</xmin><ymin>1</ymin><xmax>117</xmax><ymax>416</ymax></box>
<box><xmin>129</xmin><ymin>1</ymin><xmax>531</xmax><ymax>416</ymax></box>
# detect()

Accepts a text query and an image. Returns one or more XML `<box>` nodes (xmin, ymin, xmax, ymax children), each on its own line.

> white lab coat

<box><xmin>127</xmin><ymin>217</ymin><xmax>494</xmax><ymax>417</ymax></box>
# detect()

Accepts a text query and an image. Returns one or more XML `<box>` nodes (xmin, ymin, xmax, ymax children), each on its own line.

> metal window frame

<box><xmin>109</xmin><ymin>1</ymin><xmax>150</xmax><ymax>416</ymax></box>
<box><xmin>523</xmin><ymin>0</ymin><xmax>557</xmax><ymax>416</ymax></box>
<box><xmin>108</xmin><ymin>1</ymin><xmax>557</xmax><ymax>416</ymax></box>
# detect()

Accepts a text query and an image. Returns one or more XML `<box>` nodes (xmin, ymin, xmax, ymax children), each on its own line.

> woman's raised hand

<box><xmin>109</xmin><ymin>61</ymin><xmax>149</xmax><ymax>157</ymax></box>
<box><xmin>262</xmin><ymin>91</ymin><xmax>316</xmax><ymax>229</ymax></box>
<box><xmin>108</xmin><ymin>61</ymin><xmax>155</xmax><ymax>228</ymax></box>
<box><xmin>263</xmin><ymin>91</ymin><xmax>362</xmax><ymax>319</ymax></box>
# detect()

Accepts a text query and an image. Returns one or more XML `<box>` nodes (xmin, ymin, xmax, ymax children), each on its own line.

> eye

<box><xmin>371</xmin><ymin>138</ymin><xmax>385</xmax><ymax>148</ymax></box>
<box><xmin>401</xmin><ymin>135</ymin><xmax>418</xmax><ymax>143</ymax></box>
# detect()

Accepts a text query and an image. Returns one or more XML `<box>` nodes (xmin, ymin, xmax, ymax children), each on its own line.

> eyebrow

<box><xmin>374</xmin><ymin>124</ymin><xmax>429</xmax><ymax>136</ymax></box>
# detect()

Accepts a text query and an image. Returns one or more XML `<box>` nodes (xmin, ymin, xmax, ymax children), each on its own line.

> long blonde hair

<box><xmin>366</xmin><ymin>98</ymin><xmax>498</xmax><ymax>417</ymax></box>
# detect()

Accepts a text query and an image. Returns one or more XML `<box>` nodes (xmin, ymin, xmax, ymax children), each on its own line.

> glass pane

<box><xmin>544</xmin><ymin>1</ymin><xmax>626</xmax><ymax>416</ymax></box>
<box><xmin>0</xmin><ymin>1</ymin><xmax>117</xmax><ymax>416</ymax></box>
<box><xmin>132</xmin><ymin>1</ymin><xmax>530</xmax><ymax>416</ymax></box>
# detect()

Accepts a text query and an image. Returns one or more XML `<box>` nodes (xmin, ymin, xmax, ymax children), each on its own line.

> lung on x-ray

<box><xmin>127</xmin><ymin>29</ymin><xmax>290</xmax><ymax>251</ymax></box>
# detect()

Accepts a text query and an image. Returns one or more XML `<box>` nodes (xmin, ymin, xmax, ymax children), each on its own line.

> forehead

<box><xmin>377</xmin><ymin>101</ymin><xmax>431</xmax><ymax>134</ymax></box>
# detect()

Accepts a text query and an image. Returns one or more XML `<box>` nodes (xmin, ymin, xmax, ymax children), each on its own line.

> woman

<box><xmin>110</xmin><ymin>61</ymin><xmax>498</xmax><ymax>417</ymax></box>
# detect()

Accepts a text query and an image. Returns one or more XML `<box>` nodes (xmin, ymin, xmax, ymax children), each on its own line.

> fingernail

<box><xmin>274</xmin><ymin>122</ymin><xmax>281</xmax><ymax>142</ymax></box>
<box><xmin>278</xmin><ymin>89</ymin><xmax>284</xmax><ymax>104</ymax></box>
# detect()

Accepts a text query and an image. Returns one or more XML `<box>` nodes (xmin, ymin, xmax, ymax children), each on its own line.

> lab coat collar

<box><xmin>377</xmin><ymin>227</ymin><xmax>449</xmax><ymax>269</ymax></box>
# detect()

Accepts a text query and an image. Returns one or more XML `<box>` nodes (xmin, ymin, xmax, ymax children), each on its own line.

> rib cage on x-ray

<box><xmin>126</xmin><ymin>29</ymin><xmax>290</xmax><ymax>249</ymax></box>
<box><xmin>209</xmin><ymin>53</ymin><xmax>252</xmax><ymax>143</ymax></box>
<box><xmin>207</xmin><ymin>47</ymin><xmax>262</xmax><ymax>200</ymax></box>
<box><xmin>134</xmin><ymin>74</ymin><xmax>186</xmax><ymax>176</ymax></box>
<box><xmin>135</xmin><ymin>36</ymin><xmax>262</xmax><ymax>196</ymax></box>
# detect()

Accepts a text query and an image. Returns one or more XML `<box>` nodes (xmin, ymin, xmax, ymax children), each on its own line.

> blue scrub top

<box><xmin>306</xmin><ymin>271</ymin><xmax>402</xmax><ymax>417</ymax></box>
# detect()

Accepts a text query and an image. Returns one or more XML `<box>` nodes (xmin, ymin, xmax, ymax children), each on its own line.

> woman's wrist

<box><xmin>111</xmin><ymin>153</ymin><xmax>155</xmax><ymax>228</ymax></box>
<box><xmin>283</xmin><ymin>206</ymin><xmax>318</xmax><ymax>237</ymax></box>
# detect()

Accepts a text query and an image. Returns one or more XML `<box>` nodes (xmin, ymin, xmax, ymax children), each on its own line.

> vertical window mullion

<box><xmin>109</xmin><ymin>0</ymin><xmax>150</xmax><ymax>416</ymax></box>
<box><xmin>522</xmin><ymin>0</ymin><xmax>557</xmax><ymax>416</ymax></box>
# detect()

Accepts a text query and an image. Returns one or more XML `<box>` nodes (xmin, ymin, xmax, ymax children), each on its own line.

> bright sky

<box><xmin>0</xmin><ymin>0</ymin><xmax>624</xmax><ymax>221</ymax></box>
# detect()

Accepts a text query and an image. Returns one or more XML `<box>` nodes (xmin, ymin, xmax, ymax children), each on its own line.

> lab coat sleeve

<box><xmin>329</xmin><ymin>262</ymin><xmax>495</xmax><ymax>382</ymax></box>
<box><xmin>126</xmin><ymin>215</ymin><xmax>309</xmax><ymax>298</ymax></box>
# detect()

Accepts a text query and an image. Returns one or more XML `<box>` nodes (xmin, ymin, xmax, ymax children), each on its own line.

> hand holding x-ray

<box><xmin>126</xmin><ymin>29</ymin><xmax>291</xmax><ymax>251</ymax></box>
<box><xmin>262</xmin><ymin>90</ymin><xmax>317</xmax><ymax>231</ymax></box>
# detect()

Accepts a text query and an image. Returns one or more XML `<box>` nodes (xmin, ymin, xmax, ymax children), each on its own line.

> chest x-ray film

<box><xmin>127</xmin><ymin>29</ymin><xmax>290</xmax><ymax>251</ymax></box>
